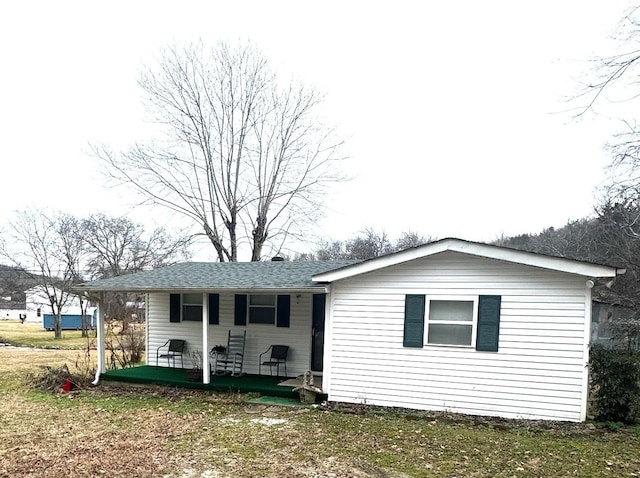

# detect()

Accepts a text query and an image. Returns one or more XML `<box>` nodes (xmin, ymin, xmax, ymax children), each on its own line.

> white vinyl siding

<box><xmin>326</xmin><ymin>250</ymin><xmax>591</xmax><ymax>421</ymax></box>
<box><xmin>147</xmin><ymin>292</ymin><xmax>313</xmax><ymax>376</ymax></box>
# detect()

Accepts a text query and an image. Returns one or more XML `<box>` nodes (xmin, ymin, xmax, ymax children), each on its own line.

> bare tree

<box><xmin>83</xmin><ymin>214</ymin><xmax>189</xmax><ymax>277</ymax></box>
<box><xmin>57</xmin><ymin>214</ymin><xmax>93</xmax><ymax>337</ymax></box>
<box><xmin>395</xmin><ymin>231</ymin><xmax>430</xmax><ymax>251</ymax></box>
<box><xmin>0</xmin><ymin>210</ymin><xmax>83</xmax><ymax>339</ymax></box>
<box><xmin>94</xmin><ymin>41</ymin><xmax>344</xmax><ymax>262</ymax></box>
<box><xmin>313</xmin><ymin>240</ymin><xmax>347</xmax><ymax>260</ymax></box>
<box><xmin>577</xmin><ymin>6</ymin><xmax>640</xmax><ymax>196</ymax></box>
<box><xmin>345</xmin><ymin>228</ymin><xmax>394</xmax><ymax>260</ymax></box>
<box><xmin>82</xmin><ymin>214</ymin><xmax>190</xmax><ymax>321</ymax></box>
<box><xmin>577</xmin><ymin>6</ymin><xmax>640</xmax><ymax>114</ymax></box>
<box><xmin>570</xmin><ymin>4</ymin><xmax>640</xmax><ymax>322</ymax></box>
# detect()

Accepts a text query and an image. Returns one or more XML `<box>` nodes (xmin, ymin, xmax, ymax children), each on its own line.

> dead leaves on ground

<box><xmin>0</xmin><ymin>392</ymin><xmax>193</xmax><ymax>477</ymax></box>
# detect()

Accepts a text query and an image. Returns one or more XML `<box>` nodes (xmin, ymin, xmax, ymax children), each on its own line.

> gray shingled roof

<box><xmin>74</xmin><ymin>260</ymin><xmax>358</xmax><ymax>292</ymax></box>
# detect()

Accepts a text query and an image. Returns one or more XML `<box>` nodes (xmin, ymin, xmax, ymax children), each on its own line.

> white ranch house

<box><xmin>76</xmin><ymin>238</ymin><xmax>624</xmax><ymax>422</ymax></box>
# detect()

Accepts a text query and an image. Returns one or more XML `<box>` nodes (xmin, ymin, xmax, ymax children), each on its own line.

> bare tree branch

<box><xmin>575</xmin><ymin>6</ymin><xmax>640</xmax><ymax>116</ymax></box>
<box><xmin>92</xmin><ymin>41</ymin><xmax>345</xmax><ymax>261</ymax></box>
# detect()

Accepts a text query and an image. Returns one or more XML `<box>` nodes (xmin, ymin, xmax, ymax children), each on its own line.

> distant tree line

<box><xmin>297</xmin><ymin>229</ymin><xmax>431</xmax><ymax>261</ymax></box>
<box><xmin>496</xmin><ymin>198</ymin><xmax>640</xmax><ymax>348</ymax></box>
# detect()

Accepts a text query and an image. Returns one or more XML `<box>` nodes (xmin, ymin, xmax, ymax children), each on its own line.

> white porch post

<box><xmin>322</xmin><ymin>286</ymin><xmax>333</xmax><ymax>395</ymax></box>
<box><xmin>202</xmin><ymin>293</ymin><xmax>210</xmax><ymax>384</ymax></box>
<box><xmin>92</xmin><ymin>292</ymin><xmax>105</xmax><ymax>385</ymax></box>
<box><xmin>145</xmin><ymin>293</ymin><xmax>149</xmax><ymax>365</ymax></box>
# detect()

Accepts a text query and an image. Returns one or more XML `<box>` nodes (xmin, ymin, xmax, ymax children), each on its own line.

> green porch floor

<box><xmin>100</xmin><ymin>365</ymin><xmax>299</xmax><ymax>399</ymax></box>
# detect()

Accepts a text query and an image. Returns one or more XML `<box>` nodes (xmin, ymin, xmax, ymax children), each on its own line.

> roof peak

<box><xmin>312</xmin><ymin>237</ymin><xmax>623</xmax><ymax>283</ymax></box>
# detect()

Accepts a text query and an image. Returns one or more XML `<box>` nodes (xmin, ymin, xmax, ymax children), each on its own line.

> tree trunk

<box><xmin>79</xmin><ymin>296</ymin><xmax>89</xmax><ymax>338</ymax></box>
<box><xmin>204</xmin><ymin>221</ymin><xmax>228</xmax><ymax>262</ymax></box>
<box><xmin>251</xmin><ymin>215</ymin><xmax>267</xmax><ymax>262</ymax></box>
<box><xmin>54</xmin><ymin>312</ymin><xmax>62</xmax><ymax>339</ymax></box>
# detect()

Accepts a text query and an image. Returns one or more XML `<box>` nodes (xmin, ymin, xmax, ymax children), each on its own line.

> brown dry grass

<box><xmin>1</xmin><ymin>335</ymin><xmax>640</xmax><ymax>477</ymax></box>
<box><xmin>0</xmin><ymin>320</ymin><xmax>93</xmax><ymax>349</ymax></box>
<box><xmin>0</xmin><ymin>345</ymin><xmax>198</xmax><ymax>477</ymax></box>
<box><xmin>0</xmin><ymin>345</ymin><xmax>392</xmax><ymax>478</ymax></box>
<box><xmin>0</xmin><ymin>391</ymin><xmax>185</xmax><ymax>477</ymax></box>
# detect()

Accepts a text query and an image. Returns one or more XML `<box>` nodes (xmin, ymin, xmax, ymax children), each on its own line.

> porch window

<box><xmin>426</xmin><ymin>298</ymin><xmax>476</xmax><ymax>346</ymax></box>
<box><xmin>182</xmin><ymin>293</ymin><xmax>203</xmax><ymax>321</ymax></box>
<box><xmin>249</xmin><ymin>294</ymin><xmax>276</xmax><ymax>324</ymax></box>
<box><xmin>170</xmin><ymin>293</ymin><xmax>219</xmax><ymax>324</ymax></box>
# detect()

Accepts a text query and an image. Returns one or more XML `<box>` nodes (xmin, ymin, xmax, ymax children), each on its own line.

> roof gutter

<box><xmin>596</xmin><ymin>268</ymin><xmax>627</xmax><ymax>289</ymax></box>
<box><xmin>72</xmin><ymin>286</ymin><xmax>330</xmax><ymax>294</ymax></box>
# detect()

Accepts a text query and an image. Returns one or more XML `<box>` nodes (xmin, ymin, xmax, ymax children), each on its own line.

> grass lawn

<box><xmin>0</xmin><ymin>320</ymin><xmax>94</xmax><ymax>349</ymax></box>
<box><xmin>0</xmin><ymin>324</ymin><xmax>639</xmax><ymax>477</ymax></box>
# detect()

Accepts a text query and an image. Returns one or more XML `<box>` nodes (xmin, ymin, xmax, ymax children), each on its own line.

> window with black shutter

<box><xmin>402</xmin><ymin>294</ymin><xmax>501</xmax><ymax>351</ymax></box>
<box><xmin>168</xmin><ymin>293</ymin><xmax>219</xmax><ymax>323</ymax></box>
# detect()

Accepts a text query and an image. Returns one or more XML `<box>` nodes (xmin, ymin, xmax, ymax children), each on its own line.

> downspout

<box><xmin>581</xmin><ymin>268</ymin><xmax>626</xmax><ymax>420</ymax></box>
<box><xmin>581</xmin><ymin>279</ymin><xmax>595</xmax><ymax>421</ymax></box>
<box><xmin>92</xmin><ymin>292</ymin><xmax>105</xmax><ymax>386</ymax></box>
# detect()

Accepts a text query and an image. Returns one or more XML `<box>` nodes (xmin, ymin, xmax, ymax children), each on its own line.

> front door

<box><xmin>311</xmin><ymin>293</ymin><xmax>326</xmax><ymax>371</ymax></box>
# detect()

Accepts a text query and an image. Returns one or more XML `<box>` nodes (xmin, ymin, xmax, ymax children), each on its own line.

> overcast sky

<box><xmin>0</xmin><ymin>1</ymin><xmax>635</xmax><ymax>259</ymax></box>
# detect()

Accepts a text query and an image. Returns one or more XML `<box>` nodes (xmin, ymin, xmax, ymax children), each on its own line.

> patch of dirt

<box><xmin>249</xmin><ymin>417</ymin><xmax>288</xmax><ymax>426</ymax></box>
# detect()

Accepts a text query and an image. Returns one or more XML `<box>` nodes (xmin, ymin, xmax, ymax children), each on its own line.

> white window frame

<box><xmin>425</xmin><ymin>295</ymin><xmax>478</xmax><ymax>347</ymax></box>
<box><xmin>248</xmin><ymin>294</ymin><xmax>277</xmax><ymax>325</ymax></box>
<box><xmin>182</xmin><ymin>292</ymin><xmax>203</xmax><ymax>322</ymax></box>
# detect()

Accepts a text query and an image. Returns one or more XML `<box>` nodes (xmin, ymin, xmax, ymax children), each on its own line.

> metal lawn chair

<box><xmin>156</xmin><ymin>339</ymin><xmax>186</xmax><ymax>368</ymax></box>
<box><xmin>259</xmin><ymin>345</ymin><xmax>290</xmax><ymax>377</ymax></box>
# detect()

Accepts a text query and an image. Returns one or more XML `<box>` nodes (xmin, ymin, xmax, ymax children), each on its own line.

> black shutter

<box><xmin>234</xmin><ymin>294</ymin><xmax>247</xmax><ymax>326</ymax></box>
<box><xmin>169</xmin><ymin>294</ymin><xmax>181</xmax><ymax>323</ymax></box>
<box><xmin>312</xmin><ymin>293</ymin><xmax>326</xmax><ymax>371</ymax></box>
<box><xmin>276</xmin><ymin>295</ymin><xmax>291</xmax><ymax>327</ymax></box>
<box><xmin>208</xmin><ymin>293</ymin><xmax>219</xmax><ymax>325</ymax></box>
<box><xmin>403</xmin><ymin>294</ymin><xmax>425</xmax><ymax>347</ymax></box>
<box><xmin>476</xmin><ymin>295</ymin><xmax>501</xmax><ymax>352</ymax></box>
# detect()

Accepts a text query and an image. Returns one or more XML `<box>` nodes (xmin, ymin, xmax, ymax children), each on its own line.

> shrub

<box><xmin>594</xmin><ymin>420</ymin><xmax>624</xmax><ymax>431</ymax></box>
<box><xmin>105</xmin><ymin>319</ymin><xmax>146</xmax><ymax>369</ymax></box>
<box><xmin>590</xmin><ymin>344</ymin><xmax>640</xmax><ymax>423</ymax></box>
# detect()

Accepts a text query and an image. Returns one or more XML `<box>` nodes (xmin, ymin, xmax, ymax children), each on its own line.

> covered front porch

<box><xmin>100</xmin><ymin>365</ymin><xmax>322</xmax><ymax>400</ymax></box>
<box><xmin>72</xmin><ymin>260</ymin><xmax>350</xmax><ymax>394</ymax></box>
